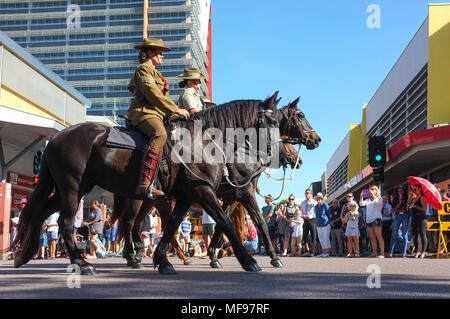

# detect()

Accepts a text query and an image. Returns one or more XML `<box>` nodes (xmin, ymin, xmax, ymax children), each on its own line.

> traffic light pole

<box><xmin>0</xmin><ymin>135</ymin><xmax>45</xmax><ymax>182</ymax></box>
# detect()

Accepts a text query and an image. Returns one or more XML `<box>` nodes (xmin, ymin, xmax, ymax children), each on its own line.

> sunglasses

<box><xmin>289</xmin><ymin>198</ymin><xmax>295</xmax><ymax>201</ymax></box>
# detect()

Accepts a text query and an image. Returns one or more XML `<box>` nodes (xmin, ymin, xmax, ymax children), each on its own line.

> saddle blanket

<box><xmin>105</xmin><ymin>127</ymin><xmax>149</xmax><ymax>152</ymax></box>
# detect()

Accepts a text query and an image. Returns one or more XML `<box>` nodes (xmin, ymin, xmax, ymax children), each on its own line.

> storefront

<box><xmin>0</xmin><ymin>31</ymin><xmax>90</xmax><ymax>259</ymax></box>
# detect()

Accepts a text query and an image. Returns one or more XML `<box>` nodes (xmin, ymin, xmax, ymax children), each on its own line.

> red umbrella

<box><xmin>408</xmin><ymin>176</ymin><xmax>443</xmax><ymax>210</ymax></box>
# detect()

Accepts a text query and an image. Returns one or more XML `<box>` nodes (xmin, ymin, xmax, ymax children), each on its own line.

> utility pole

<box><xmin>143</xmin><ymin>0</ymin><xmax>148</xmax><ymax>38</ymax></box>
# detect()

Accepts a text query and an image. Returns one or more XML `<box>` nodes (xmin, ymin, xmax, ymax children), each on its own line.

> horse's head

<box><xmin>277</xmin><ymin>97</ymin><xmax>321</xmax><ymax>150</ymax></box>
<box><xmin>258</xmin><ymin>92</ymin><xmax>303</xmax><ymax>170</ymax></box>
<box><xmin>280</xmin><ymin>141</ymin><xmax>302</xmax><ymax>169</ymax></box>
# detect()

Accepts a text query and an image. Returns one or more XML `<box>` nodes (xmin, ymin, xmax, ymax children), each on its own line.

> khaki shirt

<box><xmin>127</xmin><ymin>61</ymin><xmax>178</xmax><ymax>125</ymax></box>
<box><xmin>178</xmin><ymin>87</ymin><xmax>204</xmax><ymax>112</ymax></box>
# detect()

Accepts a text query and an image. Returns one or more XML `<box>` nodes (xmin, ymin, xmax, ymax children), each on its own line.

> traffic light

<box><xmin>33</xmin><ymin>176</ymin><xmax>39</xmax><ymax>186</ymax></box>
<box><xmin>33</xmin><ymin>148</ymin><xmax>44</xmax><ymax>175</ymax></box>
<box><xmin>373</xmin><ymin>166</ymin><xmax>384</xmax><ymax>183</ymax></box>
<box><xmin>368</xmin><ymin>136</ymin><xmax>386</xmax><ymax>167</ymax></box>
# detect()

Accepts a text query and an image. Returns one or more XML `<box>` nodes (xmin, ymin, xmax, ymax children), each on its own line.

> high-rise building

<box><xmin>0</xmin><ymin>0</ymin><xmax>212</xmax><ymax>122</ymax></box>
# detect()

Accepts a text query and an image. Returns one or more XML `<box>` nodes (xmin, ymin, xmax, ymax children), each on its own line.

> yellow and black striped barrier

<box><xmin>427</xmin><ymin>221</ymin><xmax>450</xmax><ymax>231</ymax></box>
<box><xmin>188</xmin><ymin>217</ymin><xmax>203</xmax><ymax>238</ymax></box>
<box><xmin>427</xmin><ymin>201</ymin><xmax>450</xmax><ymax>259</ymax></box>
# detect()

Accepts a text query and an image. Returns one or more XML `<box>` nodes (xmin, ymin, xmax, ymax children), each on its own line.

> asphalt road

<box><xmin>1</xmin><ymin>254</ymin><xmax>449</xmax><ymax>299</ymax></box>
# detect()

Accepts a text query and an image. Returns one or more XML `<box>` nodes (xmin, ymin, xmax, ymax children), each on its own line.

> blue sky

<box><xmin>211</xmin><ymin>0</ymin><xmax>446</xmax><ymax>207</ymax></box>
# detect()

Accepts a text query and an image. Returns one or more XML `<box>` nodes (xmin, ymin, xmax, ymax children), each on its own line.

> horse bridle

<box><xmin>279</xmin><ymin>107</ymin><xmax>314</xmax><ymax>145</ymax></box>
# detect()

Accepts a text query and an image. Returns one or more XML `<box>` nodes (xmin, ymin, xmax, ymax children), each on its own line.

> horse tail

<box><xmin>11</xmin><ymin>151</ymin><xmax>60</xmax><ymax>268</ymax></box>
<box><xmin>228</xmin><ymin>202</ymin><xmax>247</xmax><ymax>244</ymax></box>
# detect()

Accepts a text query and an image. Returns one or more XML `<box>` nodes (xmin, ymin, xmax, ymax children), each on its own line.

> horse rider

<box><xmin>127</xmin><ymin>38</ymin><xmax>189</xmax><ymax>198</ymax></box>
<box><xmin>177</xmin><ymin>68</ymin><xmax>206</xmax><ymax>114</ymax></box>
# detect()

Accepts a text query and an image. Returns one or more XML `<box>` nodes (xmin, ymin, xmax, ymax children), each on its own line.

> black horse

<box><xmin>112</xmin><ymin>125</ymin><xmax>304</xmax><ymax>270</ymax></box>
<box><xmin>12</xmin><ymin>92</ymin><xmax>319</xmax><ymax>275</ymax></box>
<box><xmin>113</xmin><ymin>97</ymin><xmax>318</xmax><ymax>271</ymax></box>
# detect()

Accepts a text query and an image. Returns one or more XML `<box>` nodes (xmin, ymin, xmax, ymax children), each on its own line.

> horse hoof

<box><xmin>14</xmin><ymin>254</ymin><xmax>24</xmax><ymax>268</ymax></box>
<box><xmin>210</xmin><ymin>261</ymin><xmax>223</xmax><ymax>269</ymax></box>
<box><xmin>158</xmin><ymin>264</ymin><xmax>177</xmax><ymax>275</ymax></box>
<box><xmin>131</xmin><ymin>263</ymin><xmax>145</xmax><ymax>269</ymax></box>
<box><xmin>80</xmin><ymin>266</ymin><xmax>97</xmax><ymax>275</ymax></box>
<box><xmin>271</xmin><ymin>258</ymin><xmax>284</xmax><ymax>268</ymax></box>
<box><xmin>243</xmin><ymin>263</ymin><xmax>262</xmax><ymax>272</ymax></box>
<box><xmin>183</xmin><ymin>259</ymin><xmax>192</xmax><ymax>265</ymax></box>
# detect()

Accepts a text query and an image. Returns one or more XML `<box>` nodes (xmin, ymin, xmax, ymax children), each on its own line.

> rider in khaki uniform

<box><xmin>177</xmin><ymin>68</ymin><xmax>206</xmax><ymax>114</ymax></box>
<box><xmin>128</xmin><ymin>38</ymin><xmax>189</xmax><ymax>198</ymax></box>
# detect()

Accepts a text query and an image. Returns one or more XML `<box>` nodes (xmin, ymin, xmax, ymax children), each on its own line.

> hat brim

<box><xmin>177</xmin><ymin>74</ymin><xmax>206</xmax><ymax>80</ymax></box>
<box><xmin>134</xmin><ymin>44</ymin><xmax>171</xmax><ymax>52</ymax></box>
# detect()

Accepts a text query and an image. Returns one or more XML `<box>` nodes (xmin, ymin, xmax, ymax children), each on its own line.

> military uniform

<box><xmin>127</xmin><ymin>60</ymin><xmax>178</xmax><ymax>149</ymax></box>
<box><xmin>178</xmin><ymin>87</ymin><xmax>204</xmax><ymax>112</ymax></box>
<box><xmin>128</xmin><ymin>37</ymin><xmax>181</xmax><ymax>198</ymax></box>
<box><xmin>176</xmin><ymin>68</ymin><xmax>206</xmax><ymax>113</ymax></box>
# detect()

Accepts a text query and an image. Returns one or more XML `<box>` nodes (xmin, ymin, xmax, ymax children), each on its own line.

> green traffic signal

<box><xmin>375</xmin><ymin>155</ymin><xmax>382</xmax><ymax>161</ymax></box>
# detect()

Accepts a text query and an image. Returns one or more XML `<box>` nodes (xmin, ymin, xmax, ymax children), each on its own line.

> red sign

<box><xmin>7</xmin><ymin>171</ymin><xmax>34</xmax><ymax>189</ymax></box>
<box><xmin>11</xmin><ymin>188</ymin><xmax>30</xmax><ymax>209</ymax></box>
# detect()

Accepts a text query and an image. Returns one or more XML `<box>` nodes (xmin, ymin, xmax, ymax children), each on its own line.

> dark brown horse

<box><xmin>113</xmin><ymin>97</ymin><xmax>320</xmax><ymax>273</ymax></box>
<box><xmin>12</xmin><ymin>92</ymin><xmax>319</xmax><ymax>275</ymax></box>
<box><xmin>111</xmin><ymin>136</ymin><xmax>302</xmax><ymax>270</ymax></box>
<box><xmin>111</xmin><ymin>98</ymin><xmax>318</xmax><ymax>271</ymax></box>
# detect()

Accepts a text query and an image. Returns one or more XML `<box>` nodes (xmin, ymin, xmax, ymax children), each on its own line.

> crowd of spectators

<box><xmin>10</xmin><ymin>182</ymin><xmax>450</xmax><ymax>261</ymax></box>
<box><xmin>257</xmin><ymin>183</ymin><xmax>450</xmax><ymax>258</ymax></box>
<box><xmin>31</xmin><ymin>199</ymin><xmax>123</xmax><ymax>260</ymax></box>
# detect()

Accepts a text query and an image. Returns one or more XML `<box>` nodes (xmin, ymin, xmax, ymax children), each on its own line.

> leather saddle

<box><xmin>104</xmin><ymin>115</ymin><xmax>186</xmax><ymax>152</ymax></box>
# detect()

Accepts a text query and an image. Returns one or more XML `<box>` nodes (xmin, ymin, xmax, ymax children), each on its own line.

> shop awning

<box><xmin>0</xmin><ymin>105</ymin><xmax>66</xmax><ymax>146</ymax></box>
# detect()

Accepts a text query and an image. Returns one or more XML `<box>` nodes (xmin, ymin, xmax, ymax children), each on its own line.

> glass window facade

<box><xmin>0</xmin><ymin>0</ymin><xmax>211</xmax><ymax>125</ymax></box>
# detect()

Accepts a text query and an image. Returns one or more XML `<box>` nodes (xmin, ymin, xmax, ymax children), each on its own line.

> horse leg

<box><xmin>156</xmin><ymin>200</ymin><xmax>192</xmax><ymax>265</ymax></box>
<box><xmin>130</xmin><ymin>223</ymin><xmax>145</xmax><ymax>269</ymax></box>
<box><xmin>153</xmin><ymin>198</ymin><xmax>191</xmax><ymax>274</ymax></box>
<box><xmin>242</xmin><ymin>196</ymin><xmax>283</xmax><ymax>268</ymax></box>
<box><xmin>208</xmin><ymin>226</ymin><xmax>223</xmax><ymax>269</ymax></box>
<box><xmin>59</xmin><ymin>191</ymin><xmax>97</xmax><ymax>275</ymax></box>
<box><xmin>122</xmin><ymin>200</ymin><xmax>144</xmax><ymax>269</ymax></box>
<box><xmin>171</xmin><ymin>236</ymin><xmax>192</xmax><ymax>265</ymax></box>
<box><xmin>193</xmin><ymin>186</ymin><xmax>261</xmax><ymax>272</ymax></box>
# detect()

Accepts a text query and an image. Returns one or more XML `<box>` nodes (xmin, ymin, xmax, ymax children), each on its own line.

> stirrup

<box><xmin>136</xmin><ymin>183</ymin><xmax>164</xmax><ymax>199</ymax></box>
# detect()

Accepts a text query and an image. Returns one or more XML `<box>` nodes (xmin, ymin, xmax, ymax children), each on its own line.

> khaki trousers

<box><xmin>137</xmin><ymin>117</ymin><xmax>167</xmax><ymax>150</ymax></box>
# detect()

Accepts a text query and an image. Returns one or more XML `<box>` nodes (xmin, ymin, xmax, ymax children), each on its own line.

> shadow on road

<box><xmin>1</xmin><ymin>258</ymin><xmax>449</xmax><ymax>299</ymax></box>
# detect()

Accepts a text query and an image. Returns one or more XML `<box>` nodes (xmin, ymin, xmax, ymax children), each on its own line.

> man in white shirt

<box><xmin>299</xmin><ymin>189</ymin><xmax>318</xmax><ymax>257</ymax></box>
<box><xmin>45</xmin><ymin>212</ymin><xmax>60</xmax><ymax>260</ymax></box>
<box><xmin>73</xmin><ymin>198</ymin><xmax>84</xmax><ymax>246</ymax></box>
<box><xmin>201</xmin><ymin>209</ymin><xmax>216</xmax><ymax>251</ymax></box>
<box><xmin>149</xmin><ymin>207</ymin><xmax>159</xmax><ymax>246</ymax></box>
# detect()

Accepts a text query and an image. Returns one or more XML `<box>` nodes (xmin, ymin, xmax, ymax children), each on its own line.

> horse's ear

<box><xmin>265</xmin><ymin>91</ymin><xmax>279</xmax><ymax>110</ymax></box>
<box><xmin>289</xmin><ymin>96</ymin><xmax>301</xmax><ymax>108</ymax></box>
<box><xmin>275</xmin><ymin>97</ymin><xmax>282</xmax><ymax>107</ymax></box>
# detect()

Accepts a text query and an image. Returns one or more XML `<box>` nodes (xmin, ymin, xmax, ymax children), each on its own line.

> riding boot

<box><xmin>136</xmin><ymin>146</ymin><xmax>164</xmax><ymax>198</ymax></box>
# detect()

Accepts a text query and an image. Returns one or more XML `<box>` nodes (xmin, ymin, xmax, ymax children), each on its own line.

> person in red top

<box><xmin>244</xmin><ymin>215</ymin><xmax>258</xmax><ymax>254</ymax></box>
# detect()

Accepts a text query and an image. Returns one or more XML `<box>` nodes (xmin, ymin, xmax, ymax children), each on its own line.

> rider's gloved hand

<box><xmin>176</xmin><ymin>108</ymin><xmax>189</xmax><ymax>120</ymax></box>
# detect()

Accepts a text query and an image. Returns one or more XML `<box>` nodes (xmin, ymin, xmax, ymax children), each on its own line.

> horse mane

<box><xmin>186</xmin><ymin>99</ymin><xmax>262</xmax><ymax>132</ymax></box>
